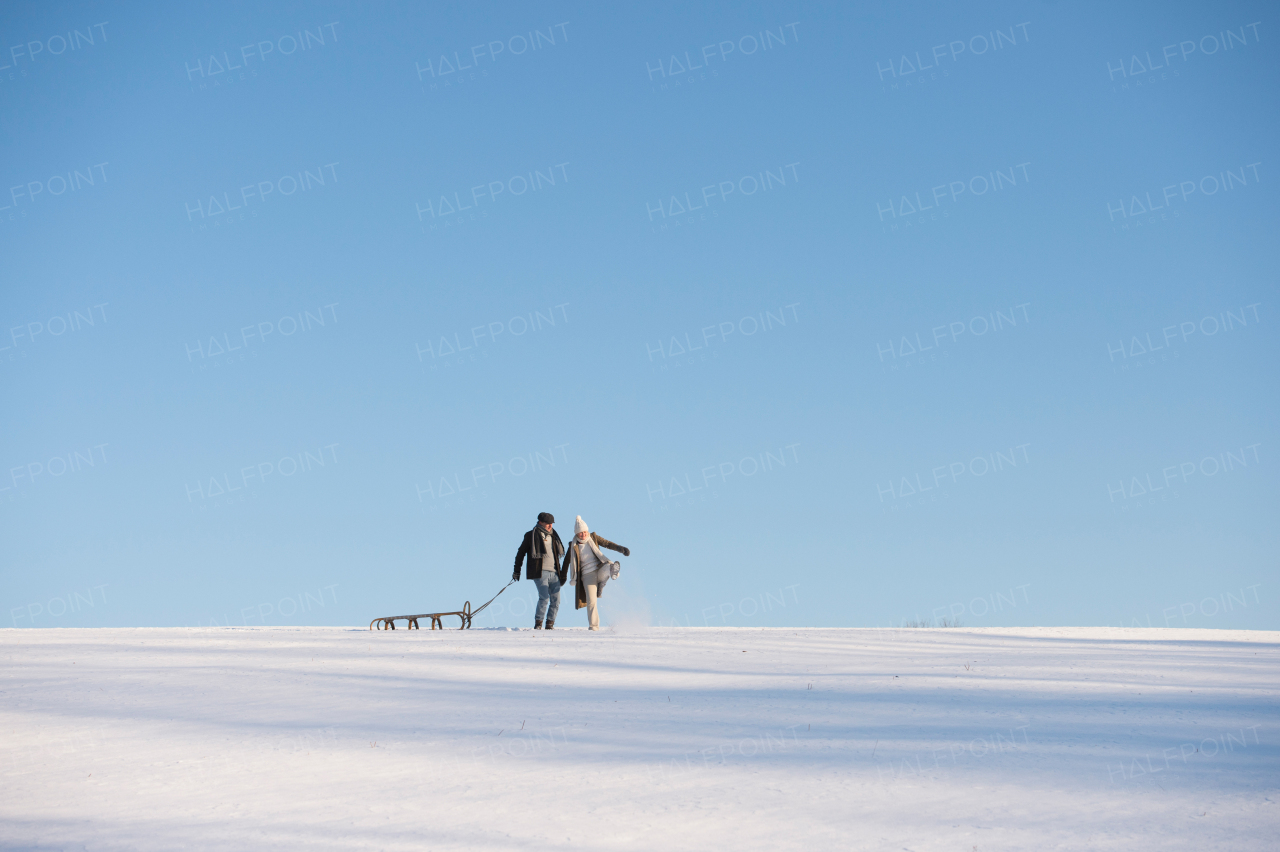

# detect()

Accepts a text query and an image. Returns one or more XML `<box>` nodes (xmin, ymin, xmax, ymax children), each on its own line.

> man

<box><xmin>513</xmin><ymin>512</ymin><xmax>565</xmax><ymax>629</ymax></box>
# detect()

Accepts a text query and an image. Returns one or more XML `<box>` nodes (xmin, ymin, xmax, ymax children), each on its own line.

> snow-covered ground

<box><xmin>2</xmin><ymin>626</ymin><xmax>1276</xmax><ymax>850</ymax></box>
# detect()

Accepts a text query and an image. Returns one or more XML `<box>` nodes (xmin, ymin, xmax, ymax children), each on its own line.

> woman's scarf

<box><xmin>574</xmin><ymin>534</ymin><xmax>608</xmax><ymax>577</ymax></box>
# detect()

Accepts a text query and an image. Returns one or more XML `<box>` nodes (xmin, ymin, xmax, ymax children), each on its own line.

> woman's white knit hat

<box><xmin>574</xmin><ymin>515</ymin><xmax>588</xmax><ymax>534</ymax></box>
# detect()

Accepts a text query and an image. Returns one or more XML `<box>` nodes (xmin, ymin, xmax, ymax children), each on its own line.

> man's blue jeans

<box><xmin>533</xmin><ymin>572</ymin><xmax>561</xmax><ymax>625</ymax></box>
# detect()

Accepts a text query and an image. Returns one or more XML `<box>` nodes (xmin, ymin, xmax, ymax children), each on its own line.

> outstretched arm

<box><xmin>513</xmin><ymin>535</ymin><xmax>529</xmax><ymax>580</ymax></box>
<box><xmin>592</xmin><ymin>533</ymin><xmax>630</xmax><ymax>557</ymax></box>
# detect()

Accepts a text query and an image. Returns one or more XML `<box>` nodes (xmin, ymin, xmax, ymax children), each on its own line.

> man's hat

<box><xmin>537</xmin><ymin>512</ymin><xmax>555</xmax><ymax>524</ymax></box>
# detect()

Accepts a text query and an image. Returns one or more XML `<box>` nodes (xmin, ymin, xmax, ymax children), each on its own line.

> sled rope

<box><xmin>369</xmin><ymin>579</ymin><xmax>516</xmax><ymax>631</ymax></box>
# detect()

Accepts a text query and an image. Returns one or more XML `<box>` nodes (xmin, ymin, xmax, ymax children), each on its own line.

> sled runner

<box><xmin>369</xmin><ymin>580</ymin><xmax>514</xmax><ymax>631</ymax></box>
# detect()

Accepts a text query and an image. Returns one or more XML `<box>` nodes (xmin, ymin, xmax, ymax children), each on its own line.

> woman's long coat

<box><xmin>563</xmin><ymin>533</ymin><xmax>630</xmax><ymax>609</ymax></box>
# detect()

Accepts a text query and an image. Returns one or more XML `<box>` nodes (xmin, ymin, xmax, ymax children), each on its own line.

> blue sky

<box><xmin>2</xmin><ymin>0</ymin><xmax>1276</xmax><ymax>630</ymax></box>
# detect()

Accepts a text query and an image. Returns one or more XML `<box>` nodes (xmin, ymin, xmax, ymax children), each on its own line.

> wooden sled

<box><xmin>369</xmin><ymin>580</ymin><xmax>513</xmax><ymax>631</ymax></box>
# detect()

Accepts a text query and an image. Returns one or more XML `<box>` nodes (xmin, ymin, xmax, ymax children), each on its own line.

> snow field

<box><xmin>1</xmin><ymin>626</ymin><xmax>1276</xmax><ymax>850</ymax></box>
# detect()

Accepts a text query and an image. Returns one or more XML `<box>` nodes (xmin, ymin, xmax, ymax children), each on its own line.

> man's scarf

<box><xmin>531</xmin><ymin>526</ymin><xmax>560</xmax><ymax>560</ymax></box>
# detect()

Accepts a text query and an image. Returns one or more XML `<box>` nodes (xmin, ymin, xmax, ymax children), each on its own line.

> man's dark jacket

<box><xmin>513</xmin><ymin>526</ymin><xmax>565</xmax><ymax>581</ymax></box>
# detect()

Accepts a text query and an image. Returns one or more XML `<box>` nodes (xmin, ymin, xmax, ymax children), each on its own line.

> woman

<box><xmin>563</xmin><ymin>516</ymin><xmax>630</xmax><ymax>630</ymax></box>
